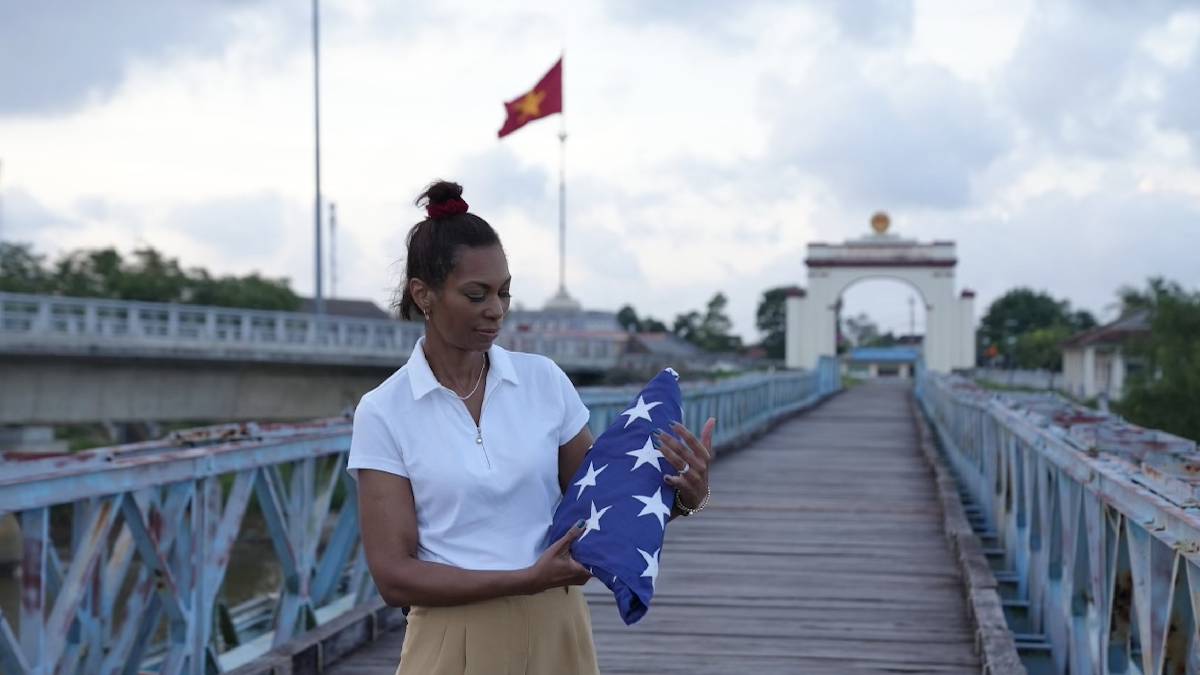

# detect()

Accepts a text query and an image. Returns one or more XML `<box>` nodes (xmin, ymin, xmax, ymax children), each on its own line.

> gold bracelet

<box><xmin>675</xmin><ymin>485</ymin><xmax>710</xmax><ymax>517</ymax></box>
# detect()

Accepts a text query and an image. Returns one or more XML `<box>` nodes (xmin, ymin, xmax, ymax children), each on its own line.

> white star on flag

<box><xmin>580</xmin><ymin>500</ymin><xmax>613</xmax><ymax>541</ymax></box>
<box><xmin>638</xmin><ymin>547</ymin><xmax>661</xmax><ymax>589</ymax></box>
<box><xmin>626</xmin><ymin>436</ymin><xmax>665</xmax><ymax>472</ymax></box>
<box><xmin>620</xmin><ymin>396</ymin><xmax>662</xmax><ymax>428</ymax></box>
<box><xmin>573</xmin><ymin>462</ymin><xmax>608</xmax><ymax>499</ymax></box>
<box><xmin>633</xmin><ymin>487</ymin><xmax>674</xmax><ymax>529</ymax></box>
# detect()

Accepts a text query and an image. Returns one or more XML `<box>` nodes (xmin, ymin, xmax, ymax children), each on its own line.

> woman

<box><xmin>348</xmin><ymin>180</ymin><xmax>715</xmax><ymax>674</ymax></box>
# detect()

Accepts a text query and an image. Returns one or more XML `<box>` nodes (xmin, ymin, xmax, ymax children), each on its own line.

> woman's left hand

<box><xmin>656</xmin><ymin>417</ymin><xmax>716</xmax><ymax>513</ymax></box>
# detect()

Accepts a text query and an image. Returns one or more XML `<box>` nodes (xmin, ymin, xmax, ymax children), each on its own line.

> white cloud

<box><xmin>1</xmin><ymin>0</ymin><xmax>1198</xmax><ymax>344</ymax></box>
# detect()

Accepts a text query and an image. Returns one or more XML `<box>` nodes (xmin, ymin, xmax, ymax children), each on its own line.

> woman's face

<box><xmin>420</xmin><ymin>244</ymin><xmax>511</xmax><ymax>352</ymax></box>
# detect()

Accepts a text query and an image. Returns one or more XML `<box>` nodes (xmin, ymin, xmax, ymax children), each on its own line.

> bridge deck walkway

<box><xmin>327</xmin><ymin>381</ymin><xmax>979</xmax><ymax>674</ymax></box>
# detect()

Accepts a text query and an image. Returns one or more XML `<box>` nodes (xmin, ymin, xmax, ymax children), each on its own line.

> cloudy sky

<box><xmin>2</xmin><ymin>0</ymin><xmax>1198</xmax><ymax>340</ymax></box>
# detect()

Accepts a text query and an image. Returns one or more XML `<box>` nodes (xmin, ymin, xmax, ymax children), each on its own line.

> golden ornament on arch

<box><xmin>870</xmin><ymin>211</ymin><xmax>891</xmax><ymax>234</ymax></box>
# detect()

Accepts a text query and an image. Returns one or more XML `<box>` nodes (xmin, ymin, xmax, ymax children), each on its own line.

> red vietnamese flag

<box><xmin>498</xmin><ymin>58</ymin><xmax>562</xmax><ymax>138</ymax></box>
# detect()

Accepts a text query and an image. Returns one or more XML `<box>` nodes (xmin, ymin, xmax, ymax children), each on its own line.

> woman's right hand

<box><xmin>525</xmin><ymin>519</ymin><xmax>592</xmax><ymax>593</ymax></box>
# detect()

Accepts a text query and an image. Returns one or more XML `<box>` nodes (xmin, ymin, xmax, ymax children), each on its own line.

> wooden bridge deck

<box><xmin>328</xmin><ymin>380</ymin><xmax>979</xmax><ymax>674</ymax></box>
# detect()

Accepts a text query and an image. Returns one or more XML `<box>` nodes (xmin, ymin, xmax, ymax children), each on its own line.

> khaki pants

<box><xmin>396</xmin><ymin>586</ymin><xmax>599</xmax><ymax>675</ymax></box>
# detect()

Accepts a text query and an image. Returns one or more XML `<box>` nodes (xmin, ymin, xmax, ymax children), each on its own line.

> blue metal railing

<box><xmin>0</xmin><ymin>359</ymin><xmax>840</xmax><ymax>674</ymax></box>
<box><xmin>917</xmin><ymin>368</ymin><xmax>1200</xmax><ymax>674</ymax></box>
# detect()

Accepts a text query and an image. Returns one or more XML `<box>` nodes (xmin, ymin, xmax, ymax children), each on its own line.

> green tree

<box><xmin>676</xmin><ymin>292</ymin><xmax>741</xmax><ymax>352</ymax></box>
<box><xmin>864</xmin><ymin>331</ymin><xmax>899</xmax><ymax>348</ymax></box>
<box><xmin>755</xmin><ymin>286</ymin><xmax>800</xmax><ymax>360</ymax></box>
<box><xmin>1114</xmin><ymin>277</ymin><xmax>1176</xmax><ymax>315</ymax></box>
<box><xmin>1068</xmin><ymin>310</ymin><xmax>1098</xmax><ymax>332</ymax></box>
<box><xmin>616</xmin><ymin>303</ymin><xmax>668</xmax><ymax>333</ymax></box>
<box><xmin>842</xmin><ymin>313</ymin><xmax>880</xmax><ymax>347</ymax></box>
<box><xmin>0</xmin><ymin>243</ymin><xmax>300</xmax><ymax>311</ymax></box>
<box><xmin>978</xmin><ymin>288</ymin><xmax>1096</xmax><ymax>367</ymax></box>
<box><xmin>616</xmin><ymin>304</ymin><xmax>640</xmax><ymax>332</ymax></box>
<box><xmin>0</xmin><ymin>242</ymin><xmax>52</xmax><ymax>293</ymax></box>
<box><xmin>639</xmin><ymin>316</ymin><xmax>668</xmax><ymax>332</ymax></box>
<box><xmin>52</xmin><ymin>248</ymin><xmax>125</xmax><ymax>298</ymax></box>
<box><xmin>187</xmin><ymin>271</ymin><xmax>300</xmax><ymax>311</ymax></box>
<box><xmin>672</xmin><ymin>310</ymin><xmax>701</xmax><ymax>344</ymax></box>
<box><xmin>699</xmin><ymin>292</ymin><xmax>736</xmax><ymax>351</ymax></box>
<box><xmin>1013</xmin><ymin>325</ymin><xmax>1072</xmax><ymax>371</ymax></box>
<box><xmin>121</xmin><ymin>247</ymin><xmax>189</xmax><ymax>302</ymax></box>
<box><xmin>672</xmin><ymin>290</ymin><xmax>744</xmax><ymax>348</ymax></box>
<box><xmin>1115</xmin><ymin>279</ymin><xmax>1200</xmax><ymax>442</ymax></box>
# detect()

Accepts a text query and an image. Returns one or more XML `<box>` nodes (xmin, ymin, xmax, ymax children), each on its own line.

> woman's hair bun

<box><xmin>416</xmin><ymin>180</ymin><xmax>464</xmax><ymax>208</ymax></box>
<box><xmin>416</xmin><ymin>180</ymin><xmax>469</xmax><ymax>220</ymax></box>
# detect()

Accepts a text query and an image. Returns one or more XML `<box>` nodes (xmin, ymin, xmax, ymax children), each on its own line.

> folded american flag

<box><xmin>548</xmin><ymin>368</ymin><xmax>683</xmax><ymax>624</ymax></box>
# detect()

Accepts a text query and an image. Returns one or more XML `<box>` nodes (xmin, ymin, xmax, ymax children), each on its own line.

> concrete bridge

<box><xmin>3</xmin><ymin>359</ymin><xmax>1198</xmax><ymax>674</ymax></box>
<box><xmin>0</xmin><ymin>292</ymin><xmax>629</xmax><ymax>425</ymax></box>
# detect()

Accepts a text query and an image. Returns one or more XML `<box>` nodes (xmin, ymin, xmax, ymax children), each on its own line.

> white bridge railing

<box><xmin>0</xmin><ymin>292</ymin><xmax>626</xmax><ymax>372</ymax></box>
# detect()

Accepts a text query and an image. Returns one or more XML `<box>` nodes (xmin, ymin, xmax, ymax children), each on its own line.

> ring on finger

<box><xmin>679</xmin><ymin>462</ymin><xmax>691</xmax><ymax>476</ymax></box>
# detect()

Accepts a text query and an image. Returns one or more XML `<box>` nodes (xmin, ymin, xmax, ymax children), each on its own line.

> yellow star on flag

<box><xmin>515</xmin><ymin>90</ymin><xmax>545</xmax><ymax>121</ymax></box>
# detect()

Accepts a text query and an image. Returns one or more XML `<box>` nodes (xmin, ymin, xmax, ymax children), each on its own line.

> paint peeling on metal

<box><xmin>920</xmin><ymin>369</ymin><xmax>1200</xmax><ymax>674</ymax></box>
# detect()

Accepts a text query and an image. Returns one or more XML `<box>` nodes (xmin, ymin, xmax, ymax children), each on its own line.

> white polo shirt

<box><xmin>347</xmin><ymin>337</ymin><xmax>591</xmax><ymax>571</ymax></box>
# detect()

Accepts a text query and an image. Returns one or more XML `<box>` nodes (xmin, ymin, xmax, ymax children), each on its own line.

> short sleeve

<box><xmin>347</xmin><ymin>398</ymin><xmax>408</xmax><ymax>479</ymax></box>
<box><xmin>554</xmin><ymin>364</ymin><xmax>591</xmax><ymax>445</ymax></box>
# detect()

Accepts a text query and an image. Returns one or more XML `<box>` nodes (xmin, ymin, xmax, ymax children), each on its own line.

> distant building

<box><xmin>842</xmin><ymin>347</ymin><xmax>921</xmax><ymax>378</ymax></box>
<box><xmin>619</xmin><ymin>331</ymin><xmax>703</xmax><ymax>375</ymax></box>
<box><xmin>500</xmin><ymin>307</ymin><xmax>626</xmax><ymax>381</ymax></box>
<box><xmin>505</xmin><ymin>307</ymin><xmax>621</xmax><ymax>333</ymax></box>
<box><xmin>1060</xmin><ymin>310</ymin><xmax>1150</xmax><ymax>401</ymax></box>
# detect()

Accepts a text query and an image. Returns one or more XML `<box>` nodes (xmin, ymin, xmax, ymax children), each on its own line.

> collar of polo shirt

<box><xmin>406</xmin><ymin>337</ymin><xmax>521</xmax><ymax>400</ymax></box>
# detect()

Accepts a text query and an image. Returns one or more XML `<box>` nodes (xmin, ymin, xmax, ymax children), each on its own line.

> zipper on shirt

<box><xmin>475</xmin><ymin>386</ymin><xmax>494</xmax><ymax>469</ymax></box>
<box><xmin>474</xmin><ymin>423</ymin><xmax>491</xmax><ymax>469</ymax></box>
<box><xmin>455</xmin><ymin>382</ymin><xmax>494</xmax><ymax>470</ymax></box>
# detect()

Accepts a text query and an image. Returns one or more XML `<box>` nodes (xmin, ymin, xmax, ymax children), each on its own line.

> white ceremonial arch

<box><xmin>785</xmin><ymin>214</ymin><xmax>976</xmax><ymax>374</ymax></box>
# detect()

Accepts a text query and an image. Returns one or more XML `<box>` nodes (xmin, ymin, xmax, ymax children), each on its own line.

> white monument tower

<box><xmin>785</xmin><ymin>213</ymin><xmax>975</xmax><ymax>373</ymax></box>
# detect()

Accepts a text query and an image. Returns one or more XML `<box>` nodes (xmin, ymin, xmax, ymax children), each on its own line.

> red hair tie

<box><xmin>427</xmin><ymin>198</ymin><xmax>469</xmax><ymax>220</ymax></box>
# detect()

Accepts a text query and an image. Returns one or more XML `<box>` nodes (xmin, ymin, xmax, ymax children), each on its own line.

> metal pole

<box><xmin>312</xmin><ymin>0</ymin><xmax>324</xmax><ymax>315</ymax></box>
<box><xmin>0</xmin><ymin>158</ymin><xmax>5</xmax><ymax>243</ymax></box>
<box><xmin>329</xmin><ymin>202</ymin><xmax>337</xmax><ymax>299</ymax></box>
<box><xmin>557</xmin><ymin>119</ymin><xmax>567</xmax><ymax>296</ymax></box>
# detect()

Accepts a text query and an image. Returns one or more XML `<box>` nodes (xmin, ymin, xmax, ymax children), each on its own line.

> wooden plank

<box><xmin>326</xmin><ymin>381</ymin><xmax>980</xmax><ymax>674</ymax></box>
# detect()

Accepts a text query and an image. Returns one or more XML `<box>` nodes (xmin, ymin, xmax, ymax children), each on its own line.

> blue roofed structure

<box><xmin>843</xmin><ymin>346</ymin><xmax>921</xmax><ymax>378</ymax></box>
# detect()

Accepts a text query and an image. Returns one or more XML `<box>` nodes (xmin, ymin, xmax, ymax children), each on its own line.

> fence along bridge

<box><xmin>2</xmin><ymin>360</ymin><xmax>1199</xmax><ymax>674</ymax></box>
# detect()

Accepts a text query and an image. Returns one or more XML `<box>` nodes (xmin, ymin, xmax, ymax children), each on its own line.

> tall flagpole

<box><xmin>312</xmin><ymin>0</ymin><xmax>325</xmax><ymax>315</ymax></box>
<box><xmin>557</xmin><ymin>106</ymin><xmax>567</xmax><ymax>297</ymax></box>
<box><xmin>558</xmin><ymin>14</ymin><xmax>566</xmax><ymax>299</ymax></box>
<box><xmin>329</xmin><ymin>202</ymin><xmax>338</xmax><ymax>299</ymax></box>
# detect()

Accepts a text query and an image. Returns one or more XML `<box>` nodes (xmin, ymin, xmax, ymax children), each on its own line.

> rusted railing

<box><xmin>0</xmin><ymin>360</ymin><xmax>839</xmax><ymax>674</ymax></box>
<box><xmin>918</xmin><ymin>370</ymin><xmax>1200</xmax><ymax>674</ymax></box>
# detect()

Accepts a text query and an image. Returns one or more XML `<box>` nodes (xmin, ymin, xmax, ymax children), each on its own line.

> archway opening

<box><xmin>837</xmin><ymin>277</ymin><xmax>928</xmax><ymax>379</ymax></box>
